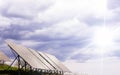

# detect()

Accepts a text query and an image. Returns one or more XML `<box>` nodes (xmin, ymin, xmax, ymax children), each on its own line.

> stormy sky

<box><xmin>0</xmin><ymin>0</ymin><xmax>120</xmax><ymax>75</ymax></box>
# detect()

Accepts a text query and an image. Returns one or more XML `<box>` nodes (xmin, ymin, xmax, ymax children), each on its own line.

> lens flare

<box><xmin>93</xmin><ymin>27</ymin><xmax>114</xmax><ymax>47</ymax></box>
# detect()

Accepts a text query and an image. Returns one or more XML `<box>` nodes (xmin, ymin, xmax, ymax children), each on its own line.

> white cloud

<box><xmin>0</xmin><ymin>15</ymin><xmax>11</xmax><ymax>27</ymax></box>
<box><xmin>0</xmin><ymin>0</ymin><xmax>109</xmax><ymax>28</ymax></box>
<box><xmin>49</xmin><ymin>18</ymin><xmax>90</xmax><ymax>38</ymax></box>
<box><xmin>11</xmin><ymin>18</ymin><xmax>31</xmax><ymax>26</ymax></box>
<box><xmin>23</xmin><ymin>18</ymin><xmax>91</xmax><ymax>39</ymax></box>
<box><xmin>37</xmin><ymin>0</ymin><xmax>107</xmax><ymax>23</ymax></box>
<box><xmin>17</xmin><ymin>40</ymin><xmax>42</xmax><ymax>48</ymax></box>
<box><xmin>1</xmin><ymin>0</ymin><xmax>54</xmax><ymax>18</ymax></box>
<box><xmin>0</xmin><ymin>0</ymin><xmax>55</xmax><ymax>28</ymax></box>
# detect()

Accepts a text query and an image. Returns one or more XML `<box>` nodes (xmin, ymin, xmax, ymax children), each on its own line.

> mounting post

<box><xmin>18</xmin><ymin>55</ymin><xmax>21</xmax><ymax>75</ymax></box>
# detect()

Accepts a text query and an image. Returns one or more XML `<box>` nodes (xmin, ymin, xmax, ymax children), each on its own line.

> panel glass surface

<box><xmin>44</xmin><ymin>53</ymin><xmax>71</xmax><ymax>72</ymax></box>
<box><xmin>6</xmin><ymin>41</ymin><xmax>47</xmax><ymax>69</ymax></box>
<box><xmin>29</xmin><ymin>48</ymin><xmax>55</xmax><ymax>70</ymax></box>
<box><xmin>38</xmin><ymin>52</ymin><xmax>62</xmax><ymax>71</ymax></box>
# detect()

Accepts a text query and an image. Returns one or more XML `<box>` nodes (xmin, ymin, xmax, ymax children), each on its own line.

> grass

<box><xmin>0</xmin><ymin>65</ymin><xmax>62</xmax><ymax>75</ymax></box>
<box><xmin>0</xmin><ymin>65</ymin><xmax>40</xmax><ymax>75</ymax></box>
<box><xmin>0</xmin><ymin>64</ymin><xmax>18</xmax><ymax>71</ymax></box>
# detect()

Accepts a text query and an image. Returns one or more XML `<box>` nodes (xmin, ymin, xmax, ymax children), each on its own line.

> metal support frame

<box><xmin>7</xmin><ymin>47</ymin><xmax>32</xmax><ymax>74</ymax></box>
<box><xmin>7</xmin><ymin>55</ymin><xmax>21</xmax><ymax>75</ymax></box>
<box><xmin>7</xmin><ymin>56</ymin><xmax>18</xmax><ymax>70</ymax></box>
<box><xmin>17</xmin><ymin>55</ymin><xmax>21</xmax><ymax>75</ymax></box>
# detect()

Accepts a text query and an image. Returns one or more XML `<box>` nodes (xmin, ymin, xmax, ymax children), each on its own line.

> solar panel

<box><xmin>38</xmin><ymin>52</ymin><xmax>62</xmax><ymax>71</ymax></box>
<box><xmin>28</xmin><ymin>48</ymin><xmax>55</xmax><ymax>70</ymax></box>
<box><xmin>5</xmin><ymin>40</ymin><xmax>47</xmax><ymax>70</ymax></box>
<box><xmin>43</xmin><ymin>53</ymin><xmax>71</xmax><ymax>72</ymax></box>
<box><xmin>0</xmin><ymin>51</ymin><xmax>9</xmax><ymax>61</ymax></box>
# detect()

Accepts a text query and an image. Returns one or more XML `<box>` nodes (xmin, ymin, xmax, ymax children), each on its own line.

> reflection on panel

<box><xmin>29</xmin><ymin>48</ymin><xmax>55</xmax><ymax>70</ymax></box>
<box><xmin>44</xmin><ymin>53</ymin><xmax>71</xmax><ymax>72</ymax></box>
<box><xmin>38</xmin><ymin>52</ymin><xmax>62</xmax><ymax>71</ymax></box>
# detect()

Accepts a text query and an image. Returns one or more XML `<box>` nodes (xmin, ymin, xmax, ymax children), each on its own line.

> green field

<box><xmin>0</xmin><ymin>64</ymin><xmax>18</xmax><ymax>70</ymax></box>
<box><xmin>0</xmin><ymin>65</ymin><xmax>61</xmax><ymax>75</ymax></box>
<box><xmin>0</xmin><ymin>65</ymin><xmax>35</xmax><ymax>75</ymax></box>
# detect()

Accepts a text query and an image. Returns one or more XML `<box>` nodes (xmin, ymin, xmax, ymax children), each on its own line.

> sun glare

<box><xmin>93</xmin><ymin>27</ymin><xmax>114</xmax><ymax>48</ymax></box>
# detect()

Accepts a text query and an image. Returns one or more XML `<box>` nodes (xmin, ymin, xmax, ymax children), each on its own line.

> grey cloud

<box><xmin>71</xmin><ymin>53</ymin><xmax>92</xmax><ymax>63</ymax></box>
<box><xmin>107</xmin><ymin>10</ymin><xmax>120</xmax><ymax>23</ymax></box>
<box><xmin>108</xmin><ymin>0</ymin><xmax>120</xmax><ymax>9</ymax></box>
<box><xmin>34</xmin><ymin>38</ymin><xmax>90</xmax><ymax>61</ymax></box>
<box><xmin>80</xmin><ymin>15</ymin><xmax>104</xmax><ymax>25</ymax></box>
<box><xmin>112</xmin><ymin>50</ymin><xmax>120</xmax><ymax>58</ymax></box>
<box><xmin>0</xmin><ymin>0</ymin><xmax>118</xmax><ymax>62</ymax></box>
<box><xmin>0</xmin><ymin>0</ymin><xmax>54</xmax><ymax>19</ymax></box>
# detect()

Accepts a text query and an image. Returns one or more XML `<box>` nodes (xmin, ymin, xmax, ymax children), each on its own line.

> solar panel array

<box><xmin>0</xmin><ymin>51</ymin><xmax>9</xmax><ymax>61</ymax></box>
<box><xmin>6</xmin><ymin>40</ymin><xmax>70</xmax><ymax>72</ymax></box>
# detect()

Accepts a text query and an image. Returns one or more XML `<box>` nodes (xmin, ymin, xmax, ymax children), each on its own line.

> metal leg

<box><xmin>18</xmin><ymin>55</ymin><xmax>21</xmax><ymax>75</ymax></box>
<box><xmin>7</xmin><ymin>56</ymin><xmax>18</xmax><ymax>70</ymax></box>
<box><xmin>25</xmin><ymin>61</ymin><xmax>27</xmax><ymax>71</ymax></box>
